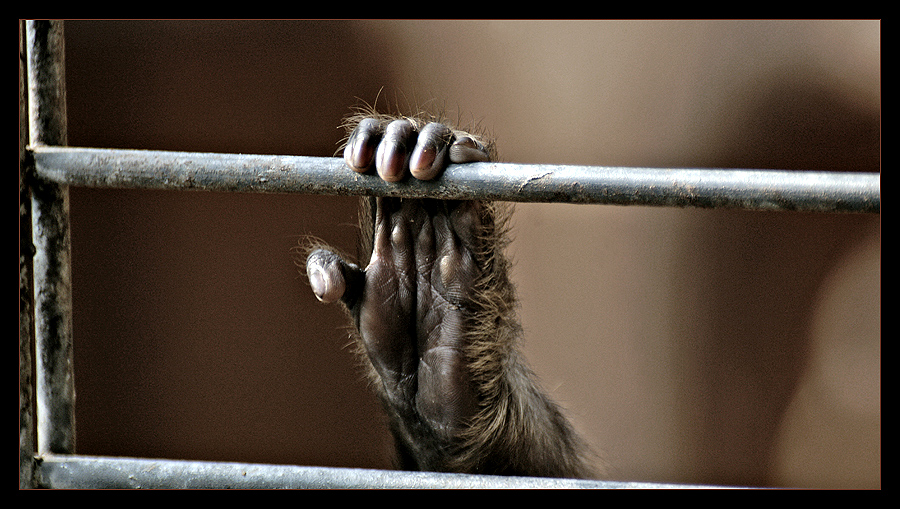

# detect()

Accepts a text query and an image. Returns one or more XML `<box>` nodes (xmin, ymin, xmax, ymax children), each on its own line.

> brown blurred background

<box><xmin>60</xmin><ymin>20</ymin><xmax>880</xmax><ymax>488</ymax></box>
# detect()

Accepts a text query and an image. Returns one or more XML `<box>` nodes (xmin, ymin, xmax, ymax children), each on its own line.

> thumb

<box><xmin>306</xmin><ymin>248</ymin><xmax>363</xmax><ymax>305</ymax></box>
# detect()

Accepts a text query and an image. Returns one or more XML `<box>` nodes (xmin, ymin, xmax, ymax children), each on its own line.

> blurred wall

<box><xmin>60</xmin><ymin>20</ymin><xmax>880</xmax><ymax>488</ymax></box>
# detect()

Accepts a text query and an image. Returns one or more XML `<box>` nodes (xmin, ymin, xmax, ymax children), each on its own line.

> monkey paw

<box><xmin>305</xmin><ymin>113</ymin><xmax>592</xmax><ymax>477</ymax></box>
<box><xmin>307</xmin><ymin>115</ymin><xmax>494</xmax><ymax>443</ymax></box>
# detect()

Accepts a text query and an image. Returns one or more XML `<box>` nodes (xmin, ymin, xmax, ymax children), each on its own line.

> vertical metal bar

<box><xmin>19</xmin><ymin>20</ymin><xmax>36</xmax><ymax>489</ymax></box>
<box><xmin>25</xmin><ymin>20</ymin><xmax>76</xmax><ymax>457</ymax></box>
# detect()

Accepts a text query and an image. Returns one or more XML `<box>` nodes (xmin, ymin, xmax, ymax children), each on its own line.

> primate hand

<box><xmin>305</xmin><ymin>112</ymin><xmax>592</xmax><ymax>478</ymax></box>
<box><xmin>307</xmin><ymin>116</ymin><xmax>492</xmax><ymax>466</ymax></box>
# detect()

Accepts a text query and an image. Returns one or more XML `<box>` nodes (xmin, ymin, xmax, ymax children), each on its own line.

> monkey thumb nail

<box><xmin>307</xmin><ymin>259</ymin><xmax>346</xmax><ymax>303</ymax></box>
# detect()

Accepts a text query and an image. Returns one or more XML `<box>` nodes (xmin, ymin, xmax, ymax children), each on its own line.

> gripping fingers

<box><xmin>375</xmin><ymin>119</ymin><xmax>416</xmax><ymax>182</ymax></box>
<box><xmin>409</xmin><ymin>122</ymin><xmax>452</xmax><ymax>181</ymax></box>
<box><xmin>343</xmin><ymin>117</ymin><xmax>383</xmax><ymax>173</ymax></box>
<box><xmin>449</xmin><ymin>135</ymin><xmax>491</xmax><ymax>164</ymax></box>
<box><xmin>306</xmin><ymin>248</ymin><xmax>362</xmax><ymax>305</ymax></box>
<box><xmin>344</xmin><ymin>115</ymin><xmax>491</xmax><ymax>182</ymax></box>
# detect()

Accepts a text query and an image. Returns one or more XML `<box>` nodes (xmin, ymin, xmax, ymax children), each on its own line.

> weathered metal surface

<box><xmin>32</xmin><ymin>146</ymin><xmax>880</xmax><ymax>213</ymax></box>
<box><xmin>25</xmin><ymin>20</ymin><xmax>76</xmax><ymax>459</ymax></box>
<box><xmin>35</xmin><ymin>455</ymin><xmax>725</xmax><ymax>489</ymax></box>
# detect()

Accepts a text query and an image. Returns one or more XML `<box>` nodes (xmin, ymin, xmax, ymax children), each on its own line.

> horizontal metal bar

<box><xmin>35</xmin><ymin>454</ymin><xmax>726</xmax><ymax>489</ymax></box>
<box><xmin>32</xmin><ymin>146</ymin><xmax>879</xmax><ymax>213</ymax></box>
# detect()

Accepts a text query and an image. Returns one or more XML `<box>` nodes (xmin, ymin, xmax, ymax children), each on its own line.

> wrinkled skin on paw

<box><xmin>307</xmin><ymin>117</ymin><xmax>493</xmax><ymax>462</ymax></box>
<box><xmin>306</xmin><ymin>114</ymin><xmax>593</xmax><ymax>478</ymax></box>
<box><xmin>307</xmin><ymin>198</ymin><xmax>486</xmax><ymax>438</ymax></box>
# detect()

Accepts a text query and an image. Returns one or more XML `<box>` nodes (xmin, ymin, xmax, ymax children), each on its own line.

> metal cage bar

<box><xmin>23</xmin><ymin>20</ymin><xmax>76</xmax><ymax>466</ymax></box>
<box><xmin>36</xmin><ymin>454</ymin><xmax>724</xmax><ymax>489</ymax></box>
<box><xmin>32</xmin><ymin>146</ymin><xmax>880</xmax><ymax>213</ymax></box>
<box><xmin>20</xmin><ymin>21</ymin><xmax>881</xmax><ymax>490</ymax></box>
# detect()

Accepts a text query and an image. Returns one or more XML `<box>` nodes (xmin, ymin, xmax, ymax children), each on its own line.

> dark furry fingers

<box><xmin>342</xmin><ymin>113</ymin><xmax>493</xmax><ymax>182</ymax></box>
<box><xmin>308</xmin><ymin>110</ymin><xmax>595</xmax><ymax>478</ymax></box>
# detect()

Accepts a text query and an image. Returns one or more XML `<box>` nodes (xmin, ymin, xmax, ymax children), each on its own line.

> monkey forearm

<box><xmin>305</xmin><ymin>108</ymin><xmax>594</xmax><ymax>479</ymax></box>
<box><xmin>368</xmin><ymin>231</ymin><xmax>593</xmax><ymax>478</ymax></box>
<box><xmin>437</xmin><ymin>355</ymin><xmax>594</xmax><ymax>478</ymax></box>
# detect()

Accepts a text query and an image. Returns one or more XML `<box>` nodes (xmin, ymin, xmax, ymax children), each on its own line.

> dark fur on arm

<box><xmin>355</xmin><ymin>193</ymin><xmax>593</xmax><ymax>478</ymax></box>
<box><xmin>306</xmin><ymin>108</ymin><xmax>596</xmax><ymax>479</ymax></box>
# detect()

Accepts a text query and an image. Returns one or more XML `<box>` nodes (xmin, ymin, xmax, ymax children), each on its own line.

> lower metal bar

<box><xmin>35</xmin><ymin>455</ymin><xmax>723</xmax><ymax>489</ymax></box>
<box><xmin>33</xmin><ymin>146</ymin><xmax>879</xmax><ymax>213</ymax></box>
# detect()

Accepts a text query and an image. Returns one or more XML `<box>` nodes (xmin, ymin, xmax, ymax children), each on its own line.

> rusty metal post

<box><xmin>25</xmin><ymin>19</ymin><xmax>76</xmax><ymax>459</ymax></box>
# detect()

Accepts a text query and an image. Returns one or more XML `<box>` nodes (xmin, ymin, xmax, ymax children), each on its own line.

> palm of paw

<box><xmin>309</xmin><ymin>114</ymin><xmax>493</xmax><ymax>436</ymax></box>
<box><xmin>360</xmin><ymin>197</ymin><xmax>482</xmax><ymax>434</ymax></box>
